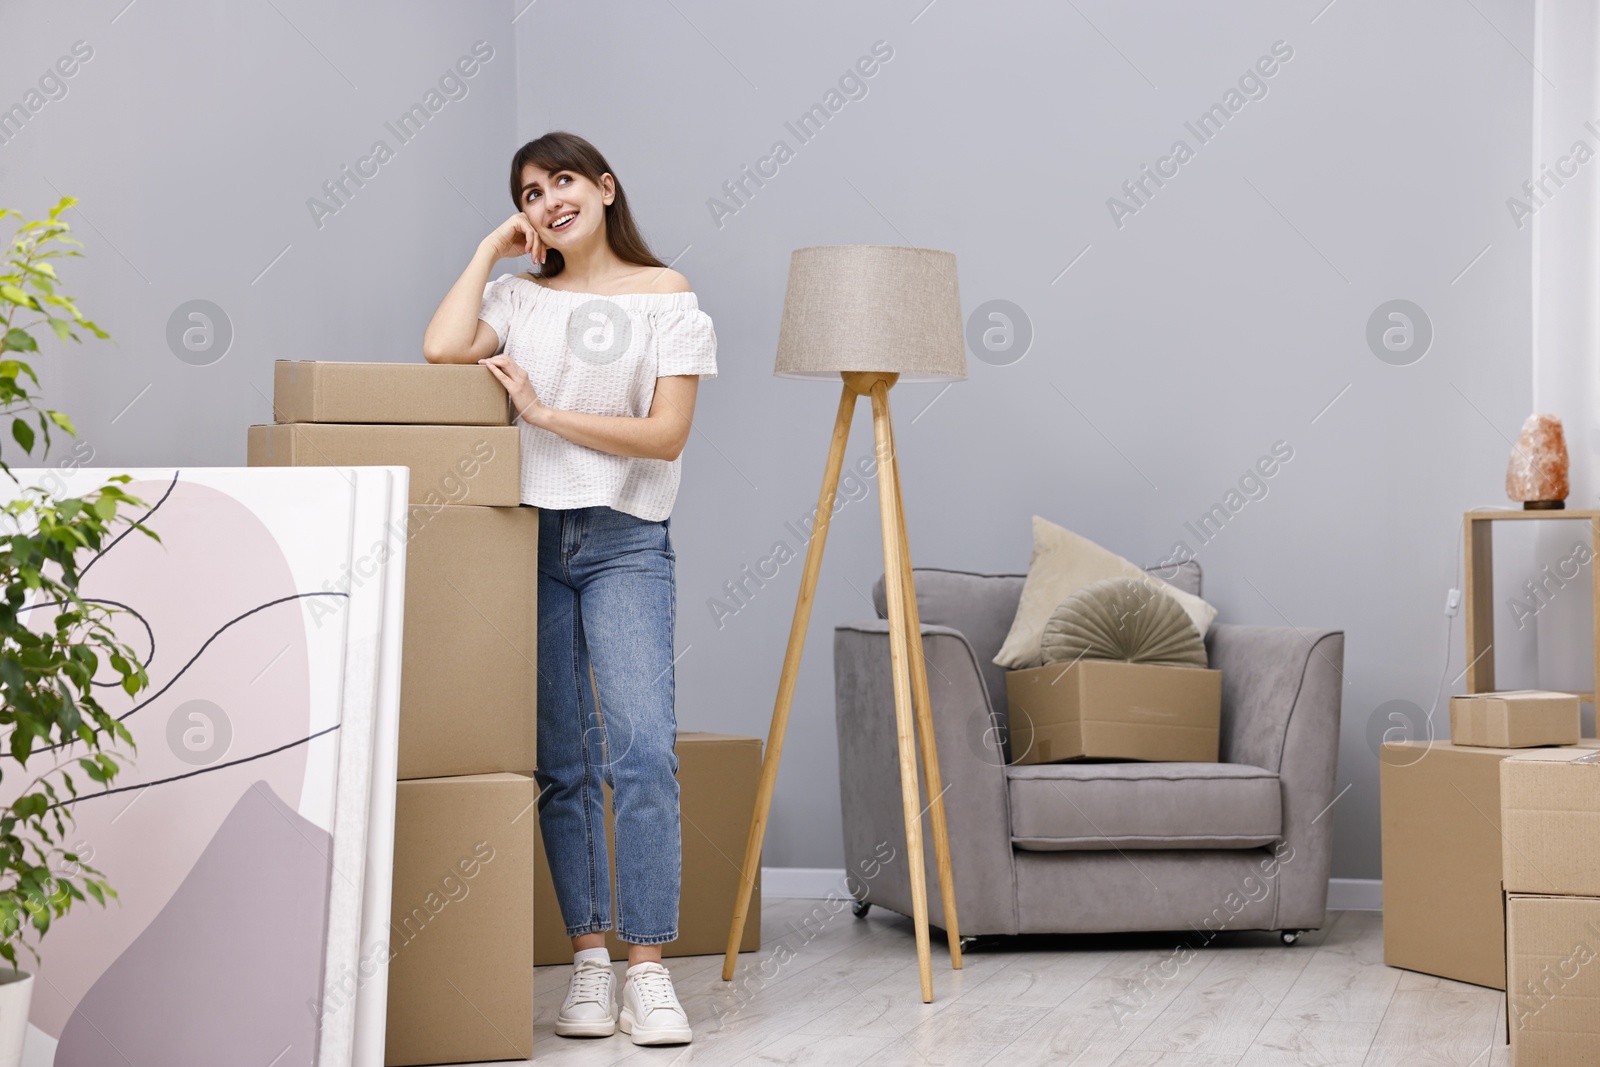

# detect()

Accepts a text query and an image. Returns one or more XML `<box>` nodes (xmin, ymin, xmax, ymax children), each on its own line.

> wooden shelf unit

<box><xmin>1463</xmin><ymin>508</ymin><xmax>1600</xmax><ymax>701</ymax></box>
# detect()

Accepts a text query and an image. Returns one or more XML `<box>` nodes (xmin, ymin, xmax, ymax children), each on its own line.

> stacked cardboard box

<box><xmin>249</xmin><ymin>362</ymin><xmax>536</xmax><ymax>1066</ymax></box>
<box><xmin>1380</xmin><ymin>738</ymin><xmax>1600</xmax><ymax>989</ymax></box>
<box><xmin>1449</xmin><ymin>691</ymin><xmax>1581</xmax><ymax>748</ymax></box>
<box><xmin>387</xmin><ymin>772</ymin><xmax>533</xmax><ymax>1065</ymax></box>
<box><xmin>1500</xmin><ymin>748</ymin><xmax>1600</xmax><ymax>1065</ymax></box>
<box><xmin>529</xmin><ymin>732</ymin><xmax>764</xmax><ymax>965</ymax></box>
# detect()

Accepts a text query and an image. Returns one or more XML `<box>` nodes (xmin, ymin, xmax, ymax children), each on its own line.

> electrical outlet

<box><xmin>1445</xmin><ymin>588</ymin><xmax>1461</xmax><ymax>617</ymax></box>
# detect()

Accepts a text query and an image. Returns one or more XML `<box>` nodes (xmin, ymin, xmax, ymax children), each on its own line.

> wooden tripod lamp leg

<box><xmin>721</xmin><ymin>383</ymin><xmax>858</xmax><ymax>982</ymax></box>
<box><xmin>869</xmin><ymin>380</ymin><xmax>936</xmax><ymax>1004</ymax></box>
<box><xmin>884</xmin><ymin>401</ymin><xmax>963</xmax><ymax>969</ymax></box>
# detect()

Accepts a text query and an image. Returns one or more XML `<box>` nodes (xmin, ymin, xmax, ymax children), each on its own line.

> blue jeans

<box><xmin>533</xmin><ymin>505</ymin><xmax>681</xmax><ymax>944</ymax></box>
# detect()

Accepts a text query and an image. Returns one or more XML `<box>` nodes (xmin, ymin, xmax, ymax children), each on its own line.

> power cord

<box><xmin>1427</xmin><ymin>505</ymin><xmax>1509</xmax><ymax>732</ymax></box>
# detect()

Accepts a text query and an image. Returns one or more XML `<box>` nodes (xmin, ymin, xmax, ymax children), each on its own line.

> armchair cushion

<box><xmin>1005</xmin><ymin>761</ymin><xmax>1282</xmax><ymax>851</ymax></box>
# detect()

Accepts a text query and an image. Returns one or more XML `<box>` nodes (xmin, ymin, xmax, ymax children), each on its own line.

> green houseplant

<box><xmin>0</xmin><ymin>196</ymin><xmax>155</xmax><ymax>1061</ymax></box>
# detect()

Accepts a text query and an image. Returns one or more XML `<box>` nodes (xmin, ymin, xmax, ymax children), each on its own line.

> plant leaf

<box><xmin>1</xmin><ymin>329</ymin><xmax>35</xmax><ymax>353</ymax></box>
<box><xmin>11</xmin><ymin>419</ymin><xmax>33</xmax><ymax>455</ymax></box>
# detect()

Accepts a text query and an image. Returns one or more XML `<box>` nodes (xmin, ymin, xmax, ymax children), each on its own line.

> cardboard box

<box><xmin>1501</xmin><ymin>748</ymin><xmax>1600</xmax><ymax>896</ymax></box>
<box><xmin>1380</xmin><ymin>739</ymin><xmax>1600</xmax><ymax>989</ymax></box>
<box><xmin>398</xmin><ymin>504</ymin><xmax>537</xmax><ymax>779</ymax></box>
<box><xmin>1450</xmin><ymin>690</ymin><xmax>1581</xmax><ymax>748</ymax></box>
<box><xmin>273</xmin><ymin>360</ymin><xmax>511</xmax><ymax>425</ymax></box>
<box><xmin>1505</xmin><ymin>894</ymin><xmax>1600</xmax><ymax>1066</ymax></box>
<box><xmin>1381</xmin><ymin>740</ymin><xmax>1524</xmax><ymax>988</ymax></box>
<box><xmin>386</xmin><ymin>772</ymin><xmax>533</xmax><ymax>1066</ymax></box>
<box><xmin>1003</xmin><ymin>660</ymin><xmax>1221</xmax><ymax>765</ymax></box>
<box><xmin>247</xmin><ymin>423</ymin><xmax>521</xmax><ymax>507</ymax></box>
<box><xmin>531</xmin><ymin>732</ymin><xmax>762</xmax><ymax>966</ymax></box>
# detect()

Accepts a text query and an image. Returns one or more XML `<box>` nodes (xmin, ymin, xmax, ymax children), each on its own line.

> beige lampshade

<box><xmin>773</xmin><ymin>245</ymin><xmax>967</xmax><ymax>382</ymax></box>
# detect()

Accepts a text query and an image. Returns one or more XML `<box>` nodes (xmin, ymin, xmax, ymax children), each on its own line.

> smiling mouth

<box><xmin>549</xmin><ymin>211</ymin><xmax>577</xmax><ymax>232</ymax></box>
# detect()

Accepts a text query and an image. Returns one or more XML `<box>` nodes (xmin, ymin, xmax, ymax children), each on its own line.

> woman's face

<box><xmin>518</xmin><ymin>163</ymin><xmax>611</xmax><ymax>251</ymax></box>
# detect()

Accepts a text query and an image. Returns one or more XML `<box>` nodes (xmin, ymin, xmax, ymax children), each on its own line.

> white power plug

<box><xmin>1445</xmin><ymin>588</ymin><xmax>1461</xmax><ymax>617</ymax></box>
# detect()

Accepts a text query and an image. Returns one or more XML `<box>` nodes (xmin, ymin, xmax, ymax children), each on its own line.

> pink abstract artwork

<box><xmin>0</xmin><ymin>466</ymin><xmax>406</xmax><ymax>1067</ymax></box>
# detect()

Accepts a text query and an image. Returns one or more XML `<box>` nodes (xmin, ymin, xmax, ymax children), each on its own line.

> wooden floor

<box><xmin>504</xmin><ymin>898</ymin><xmax>1507</xmax><ymax>1066</ymax></box>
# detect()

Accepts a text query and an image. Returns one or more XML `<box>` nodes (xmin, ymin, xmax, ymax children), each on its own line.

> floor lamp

<box><xmin>721</xmin><ymin>245</ymin><xmax>967</xmax><ymax>1004</ymax></box>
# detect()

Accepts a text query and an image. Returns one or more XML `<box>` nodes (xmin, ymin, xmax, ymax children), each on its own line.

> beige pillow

<box><xmin>994</xmin><ymin>515</ymin><xmax>1217</xmax><ymax>669</ymax></box>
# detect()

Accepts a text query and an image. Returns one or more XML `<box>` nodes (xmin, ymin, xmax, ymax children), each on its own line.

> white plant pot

<box><xmin>0</xmin><ymin>970</ymin><xmax>33</xmax><ymax>1067</ymax></box>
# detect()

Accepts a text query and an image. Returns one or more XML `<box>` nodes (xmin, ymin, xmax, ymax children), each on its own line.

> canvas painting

<box><xmin>0</xmin><ymin>466</ymin><xmax>408</xmax><ymax>1067</ymax></box>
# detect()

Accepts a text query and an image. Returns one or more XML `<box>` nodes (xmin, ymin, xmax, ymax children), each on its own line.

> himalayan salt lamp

<box><xmin>1505</xmin><ymin>413</ymin><xmax>1569</xmax><ymax>509</ymax></box>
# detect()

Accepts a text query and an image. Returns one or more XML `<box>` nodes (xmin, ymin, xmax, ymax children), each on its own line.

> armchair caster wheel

<box><xmin>851</xmin><ymin>900</ymin><xmax>871</xmax><ymax>918</ymax></box>
<box><xmin>1280</xmin><ymin>930</ymin><xmax>1302</xmax><ymax>945</ymax></box>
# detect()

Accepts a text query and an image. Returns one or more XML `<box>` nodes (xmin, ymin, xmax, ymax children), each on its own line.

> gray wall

<box><xmin>4</xmin><ymin>0</ymin><xmax>1537</xmax><ymax>882</ymax></box>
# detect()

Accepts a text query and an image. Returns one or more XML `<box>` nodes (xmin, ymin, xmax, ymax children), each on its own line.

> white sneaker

<box><xmin>618</xmin><ymin>961</ymin><xmax>692</xmax><ymax>1045</ymax></box>
<box><xmin>554</xmin><ymin>958</ymin><xmax>618</xmax><ymax>1037</ymax></box>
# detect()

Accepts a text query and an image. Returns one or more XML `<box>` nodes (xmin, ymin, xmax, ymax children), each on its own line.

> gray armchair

<box><xmin>833</xmin><ymin>563</ymin><xmax>1343</xmax><ymax>943</ymax></box>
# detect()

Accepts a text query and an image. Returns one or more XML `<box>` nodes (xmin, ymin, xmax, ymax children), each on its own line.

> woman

<box><xmin>422</xmin><ymin>130</ymin><xmax>715</xmax><ymax>1047</ymax></box>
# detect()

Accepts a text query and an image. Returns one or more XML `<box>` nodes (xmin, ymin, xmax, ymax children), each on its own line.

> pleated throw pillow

<box><xmin>994</xmin><ymin>515</ymin><xmax>1217</xmax><ymax>669</ymax></box>
<box><xmin>1040</xmin><ymin>576</ymin><xmax>1209</xmax><ymax>668</ymax></box>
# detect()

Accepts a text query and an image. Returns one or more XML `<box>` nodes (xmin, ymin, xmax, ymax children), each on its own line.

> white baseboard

<box><xmin>764</xmin><ymin>868</ymin><xmax>1387</xmax><ymax>913</ymax></box>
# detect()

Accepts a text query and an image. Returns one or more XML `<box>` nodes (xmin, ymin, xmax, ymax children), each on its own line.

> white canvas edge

<box><xmin>351</xmin><ymin>468</ymin><xmax>409</xmax><ymax>1066</ymax></box>
<box><xmin>318</xmin><ymin>468</ymin><xmax>405</xmax><ymax>1067</ymax></box>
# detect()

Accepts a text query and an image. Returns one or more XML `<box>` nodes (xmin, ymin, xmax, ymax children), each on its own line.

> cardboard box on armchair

<box><xmin>1003</xmin><ymin>659</ymin><xmax>1221</xmax><ymax>765</ymax></box>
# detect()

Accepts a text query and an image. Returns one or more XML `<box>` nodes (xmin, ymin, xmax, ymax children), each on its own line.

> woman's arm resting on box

<box><xmin>481</xmin><ymin>356</ymin><xmax>698</xmax><ymax>462</ymax></box>
<box><xmin>423</xmin><ymin>215</ymin><xmax>544</xmax><ymax>364</ymax></box>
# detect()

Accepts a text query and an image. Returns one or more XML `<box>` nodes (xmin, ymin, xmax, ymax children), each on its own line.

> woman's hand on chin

<box><xmin>480</xmin><ymin>354</ymin><xmax>546</xmax><ymax>426</ymax></box>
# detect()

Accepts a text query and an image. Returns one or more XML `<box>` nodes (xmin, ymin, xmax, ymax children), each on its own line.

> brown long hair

<box><xmin>507</xmin><ymin>131</ymin><xmax>666</xmax><ymax>278</ymax></box>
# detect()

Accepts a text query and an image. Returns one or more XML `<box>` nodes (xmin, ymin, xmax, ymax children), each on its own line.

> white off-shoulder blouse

<box><xmin>477</xmin><ymin>272</ymin><xmax>718</xmax><ymax>522</ymax></box>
